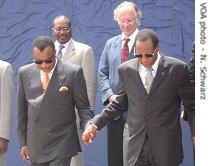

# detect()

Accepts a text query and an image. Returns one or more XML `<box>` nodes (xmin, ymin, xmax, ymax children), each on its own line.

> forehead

<box><xmin>53</xmin><ymin>18</ymin><xmax>69</xmax><ymax>26</ymax></box>
<box><xmin>33</xmin><ymin>46</ymin><xmax>54</xmax><ymax>59</ymax></box>
<box><xmin>136</xmin><ymin>40</ymin><xmax>155</xmax><ymax>51</ymax></box>
<box><xmin>118</xmin><ymin>6</ymin><xmax>136</xmax><ymax>18</ymax></box>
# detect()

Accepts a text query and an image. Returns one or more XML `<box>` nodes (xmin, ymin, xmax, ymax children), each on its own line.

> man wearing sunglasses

<box><xmin>83</xmin><ymin>29</ymin><xmax>195</xmax><ymax>166</ymax></box>
<box><xmin>17</xmin><ymin>36</ymin><xmax>94</xmax><ymax>166</ymax></box>
<box><xmin>52</xmin><ymin>15</ymin><xmax>96</xmax><ymax>166</ymax></box>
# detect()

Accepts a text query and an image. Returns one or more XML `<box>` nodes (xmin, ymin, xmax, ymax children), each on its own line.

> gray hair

<box><xmin>33</xmin><ymin>36</ymin><xmax>55</xmax><ymax>52</ymax></box>
<box><xmin>53</xmin><ymin>15</ymin><xmax>71</xmax><ymax>28</ymax></box>
<box><xmin>113</xmin><ymin>1</ymin><xmax>142</xmax><ymax>23</ymax></box>
<box><xmin>136</xmin><ymin>29</ymin><xmax>159</xmax><ymax>48</ymax></box>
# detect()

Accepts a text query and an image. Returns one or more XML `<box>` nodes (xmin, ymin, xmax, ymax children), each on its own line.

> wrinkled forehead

<box><xmin>118</xmin><ymin>7</ymin><xmax>137</xmax><ymax>19</ymax></box>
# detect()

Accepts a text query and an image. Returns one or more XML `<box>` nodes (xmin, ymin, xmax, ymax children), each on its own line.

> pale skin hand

<box><xmin>0</xmin><ymin>137</ymin><xmax>8</xmax><ymax>155</ymax></box>
<box><xmin>108</xmin><ymin>94</ymin><xmax>118</xmax><ymax>103</ymax></box>
<box><xmin>82</xmin><ymin>124</ymin><xmax>98</xmax><ymax>144</ymax></box>
<box><xmin>20</xmin><ymin>146</ymin><xmax>30</xmax><ymax>163</ymax></box>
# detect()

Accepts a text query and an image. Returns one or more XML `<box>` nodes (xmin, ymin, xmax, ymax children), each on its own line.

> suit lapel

<box><xmin>128</xmin><ymin>59</ymin><xmax>147</xmax><ymax>95</ymax></box>
<box><xmin>149</xmin><ymin>56</ymin><xmax>169</xmax><ymax>95</ymax></box>
<box><xmin>113</xmin><ymin>36</ymin><xmax>122</xmax><ymax>65</ymax></box>
<box><xmin>36</xmin><ymin>60</ymin><xmax>67</xmax><ymax>120</ymax></box>
<box><xmin>29</xmin><ymin>65</ymin><xmax>43</xmax><ymax>94</ymax></box>
<box><xmin>62</xmin><ymin>39</ymin><xmax>75</xmax><ymax>61</ymax></box>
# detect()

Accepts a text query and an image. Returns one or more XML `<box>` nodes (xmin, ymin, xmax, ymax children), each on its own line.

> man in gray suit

<box><xmin>17</xmin><ymin>36</ymin><xmax>93</xmax><ymax>166</ymax></box>
<box><xmin>98</xmin><ymin>2</ymin><xmax>142</xmax><ymax>165</ymax></box>
<box><xmin>0</xmin><ymin>60</ymin><xmax>14</xmax><ymax>166</ymax></box>
<box><xmin>83</xmin><ymin>29</ymin><xmax>195</xmax><ymax>166</ymax></box>
<box><xmin>52</xmin><ymin>15</ymin><xmax>96</xmax><ymax>166</ymax></box>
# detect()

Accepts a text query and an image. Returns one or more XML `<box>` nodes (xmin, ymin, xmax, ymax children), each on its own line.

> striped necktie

<box><xmin>56</xmin><ymin>44</ymin><xmax>65</xmax><ymax>59</ymax></box>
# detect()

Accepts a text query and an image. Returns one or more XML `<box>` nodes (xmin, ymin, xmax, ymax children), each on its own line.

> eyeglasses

<box><xmin>34</xmin><ymin>58</ymin><xmax>54</xmax><ymax>65</ymax></box>
<box><xmin>135</xmin><ymin>47</ymin><xmax>157</xmax><ymax>58</ymax></box>
<box><xmin>118</xmin><ymin>18</ymin><xmax>136</xmax><ymax>24</ymax></box>
<box><xmin>53</xmin><ymin>27</ymin><xmax>70</xmax><ymax>32</ymax></box>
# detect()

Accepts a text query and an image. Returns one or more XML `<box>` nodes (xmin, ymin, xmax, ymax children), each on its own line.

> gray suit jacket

<box><xmin>17</xmin><ymin>60</ymin><xmax>93</xmax><ymax>163</ymax></box>
<box><xmin>92</xmin><ymin>56</ymin><xmax>195</xmax><ymax>166</ymax></box>
<box><xmin>61</xmin><ymin>39</ymin><xmax>96</xmax><ymax>108</ymax></box>
<box><xmin>0</xmin><ymin>60</ymin><xmax>13</xmax><ymax>141</ymax></box>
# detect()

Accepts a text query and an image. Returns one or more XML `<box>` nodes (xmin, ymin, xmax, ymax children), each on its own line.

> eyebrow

<box><xmin>34</xmin><ymin>56</ymin><xmax>53</xmax><ymax>60</ymax></box>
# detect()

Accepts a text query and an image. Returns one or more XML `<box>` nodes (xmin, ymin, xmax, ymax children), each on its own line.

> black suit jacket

<box><xmin>92</xmin><ymin>56</ymin><xmax>195</xmax><ymax>166</ymax></box>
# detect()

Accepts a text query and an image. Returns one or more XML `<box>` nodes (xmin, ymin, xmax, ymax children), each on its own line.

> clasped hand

<box><xmin>82</xmin><ymin>124</ymin><xmax>98</xmax><ymax>144</ymax></box>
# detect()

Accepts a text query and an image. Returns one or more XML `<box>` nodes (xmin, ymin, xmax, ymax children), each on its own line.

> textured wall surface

<box><xmin>0</xmin><ymin>0</ymin><xmax>194</xmax><ymax>166</ymax></box>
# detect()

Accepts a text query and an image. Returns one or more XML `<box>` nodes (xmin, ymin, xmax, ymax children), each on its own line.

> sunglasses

<box><xmin>135</xmin><ymin>47</ymin><xmax>157</xmax><ymax>58</ymax></box>
<box><xmin>34</xmin><ymin>58</ymin><xmax>54</xmax><ymax>65</ymax></box>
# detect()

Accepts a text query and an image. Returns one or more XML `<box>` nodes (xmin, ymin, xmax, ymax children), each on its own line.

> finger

<box><xmin>82</xmin><ymin>133</ymin><xmax>91</xmax><ymax>144</ymax></box>
<box><xmin>20</xmin><ymin>152</ymin><xmax>27</xmax><ymax>161</ymax></box>
<box><xmin>25</xmin><ymin>150</ymin><xmax>30</xmax><ymax>160</ymax></box>
<box><xmin>90</xmin><ymin>133</ymin><xmax>96</xmax><ymax>140</ymax></box>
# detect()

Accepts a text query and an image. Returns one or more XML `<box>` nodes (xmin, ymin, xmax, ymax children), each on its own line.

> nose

<box><xmin>40</xmin><ymin>62</ymin><xmax>48</xmax><ymax>68</ymax></box>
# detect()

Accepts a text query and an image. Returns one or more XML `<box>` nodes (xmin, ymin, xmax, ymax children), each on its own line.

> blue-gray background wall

<box><xmin>0</xmin><ymin>0</ymin><xmax>194</xmax><ymax>165</ymax></box>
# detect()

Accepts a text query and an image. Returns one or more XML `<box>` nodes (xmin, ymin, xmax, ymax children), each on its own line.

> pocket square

<box><xmin>58</xmin><ymin>86</ymin><xmax>69</xmax><ymax>92</ymax></box>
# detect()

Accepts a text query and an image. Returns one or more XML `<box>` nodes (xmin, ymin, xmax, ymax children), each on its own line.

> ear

<box><xmin>156</xmin><ymin>44</ymin><xmax>160</xmax><ymax>52</ymax></box>
<box><xmin>52</xmin><ymin>28</ymin><xmax>55</xmax><ymax>36</ymax></box>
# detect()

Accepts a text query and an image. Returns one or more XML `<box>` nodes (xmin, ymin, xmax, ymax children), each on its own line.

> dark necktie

<box><xmin>121</xmin><ymin>38</ymin><xmax>130</xmax><ymax>63</ymax></box>
<box><xmin>56</xmin><ymin>44</ymin><xmax>65</xmax><ymax>59</ymax></box>
<box><xmin>145</xmin><ymin>68</ymin><xmax>154</xmax><ymax>93</ymax></box>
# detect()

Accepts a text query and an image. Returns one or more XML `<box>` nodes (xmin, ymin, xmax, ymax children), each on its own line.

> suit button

<box><xmin>49</xmin><ymin>121</ymin><xmax>52</xmax><ymax>124</ymax></box>
<box><xmin>146</xmin><ymin>116</ymin><xmax>150</xmax><ymax>120</ymax></box>
<box><xmin>48</xmin><ymin>133</ymin><xmax>52</xmax><ymax>136</ymax></box>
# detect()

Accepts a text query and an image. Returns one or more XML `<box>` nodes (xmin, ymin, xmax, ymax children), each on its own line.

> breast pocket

<box><xmin>55</xmin><ymin>90</ymin><xmax>72</xmax><ymax>106</ymax></box>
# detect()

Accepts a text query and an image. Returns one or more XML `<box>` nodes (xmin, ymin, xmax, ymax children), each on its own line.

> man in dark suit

<box><xmin>98</xmin><ymin>2</ymin><xmax>142</xmax><ymax>165</ymax></box>
<box><xmin>83</xmin><ymin>29</ymin><xmax>195</xmax><ymax>166</ymax></box>
<box><xmin>181</xmin><ymin>41</ymin><xmax>195</xmax><ymax>121</ymax></box>
<box><xmin>17</xmin><ymin>36</ymin><xmax>93</xmax><ymax>166</ymax></box>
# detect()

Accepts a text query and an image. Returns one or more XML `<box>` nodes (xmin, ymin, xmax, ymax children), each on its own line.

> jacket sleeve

<box><xmin>98</xmin><ymin>42</ymin><xmax>114</xmax><ymax>105</ymax></box>
<box><xmin>80</xmin><ymin>46</ymin><xmax>96</xmax><ymax>108</ymax></box>
<box><xmin>178</xmin><ymin>64</ymin><xmax>195</xmax><ymax>137</ymax></box>
<box><xmin>73</xmin><ymin>67</ymin><xmax>94</xmax><ymax>129</ymax></box>
<box><xmin>0</xmin><ymin>63</ymin><xmax>14</xmax><ymax>141</ymax></box>
<box><xmin>91</xmin><ymin>92</ymin><xmax>128</xmax><ymax>130</ymax></box>
<box><xmin>17</xmin><ymin>68</ymin><xmax>28</xmax><ymax>147</ymax></box>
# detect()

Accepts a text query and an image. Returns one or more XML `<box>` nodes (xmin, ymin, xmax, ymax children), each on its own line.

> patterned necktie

<box><xmin>121</xmin><ymin>38</ymin><xmax>130</xmax><ymax>63</ymax></box>
<box><xmin>56</xmin><ymin>44</ymin><xmax>65</xmax><ymax>59</ymax></box>
<box><xmin>41</xmin><ymin>72</ymin><xmax>50</xmax><ymax>91</ymax></box>
<box><xmin>145</xmin><ymin>68</ymin><xmax>154</xmax><ymax>93</ymax></box>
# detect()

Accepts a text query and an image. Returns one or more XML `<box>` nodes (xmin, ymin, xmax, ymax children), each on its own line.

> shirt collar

<box><xmin>121</xmin><ymin>28</ymin><xmax>139</xmax><ymax>41</ymax></box>
<box><xmin>54</xmin><ymin>38</ymin><xmax>72</xmax><ymax>53</ymax></box>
